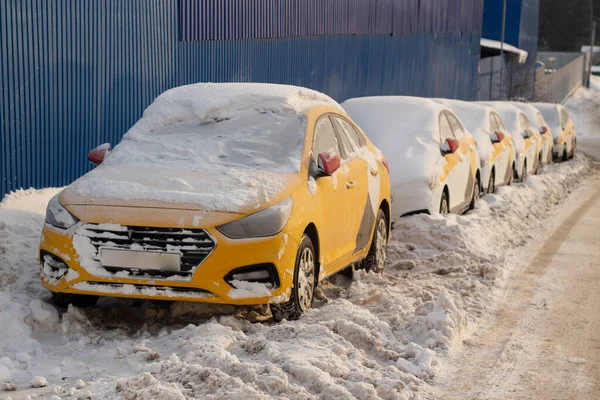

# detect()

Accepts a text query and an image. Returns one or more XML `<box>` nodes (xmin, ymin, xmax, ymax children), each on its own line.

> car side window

<box><xmin>492</xmin><ymin>113</ymin><xmax>503</xmax><ymax>132</ymax></box>
<box><xmin>560</xmin><ymin>109</ymin><xmax>569</xmax><ymax>129</ymax></box>
<box><xmin>519</xmin><ymin>114</ymin><xmax>531</xmax><ymax>130</ymax></box>
<box><xmin>331</xmin><ymin>117</ymin><xmax>359</xmax><ymax>159</ymax></box>
<box><xmin>446</xmin><ymin>113</ymin><xmax>465</xmax><ymax>139</ymax></box>
<box><xmin>439</xmin><ymin>113</ymin><xmax>453</xmax><ymax>142</ymax></box>
<box><xmin>489</xmin><ymin>115</ymin><xmax>498</xmax><ymax>132</ymax></box>
<box><xmin>312</xmin><ymin>117</ymin><xmax>341</xmax><ymax>162</ymax></box>
<box><xmin>333</xmin><ymin>117</ymin><xmax>366</xmax><ymax>148</ymax></box>
<box><xmin>537</xmin><ymin>112</ymin><xmax>545</xmax><ymax>127</ymax></box>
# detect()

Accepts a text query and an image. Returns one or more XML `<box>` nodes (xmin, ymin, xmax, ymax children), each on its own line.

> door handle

<box><xmin>346</xmin><ymin>181</ymin><xmax>356</xmax><ymax>189</ymax></box>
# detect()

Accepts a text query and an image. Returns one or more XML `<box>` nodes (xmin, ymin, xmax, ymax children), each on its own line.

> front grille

<box><xmin>80</xmin><ymin>224</ymin><xmax>216</xmax><ymax>276</ymax></box>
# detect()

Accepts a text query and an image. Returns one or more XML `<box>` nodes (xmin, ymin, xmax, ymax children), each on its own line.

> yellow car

<box><xmin>342</xmin><ymin>96</ymin><xmax>481</xmax><ymax>218</ymax></box>
<box><xmin>434</xmin><ymin>99</ymin><xmax>515</xmax><ymax>194</ymax></box>
<box><xmin>533</xmin><ymin>103</ymin><xmax>576</xmax><ymax>161</ymax></box>
<box><xmin>511</xmin><ymin>102</ymin><xmax>554</xmax><ymax>166</ymax></box>
<box><xmin>40</xmin><ymin>83</ymin><xmax>391</xmax><ymax>321</ymax></box>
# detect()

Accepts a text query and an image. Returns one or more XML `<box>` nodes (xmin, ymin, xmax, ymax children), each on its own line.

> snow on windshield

<box><xmin>104</xmin><ymin>112</ymin><xmax>306</xmax><ymax>174</ymax></box>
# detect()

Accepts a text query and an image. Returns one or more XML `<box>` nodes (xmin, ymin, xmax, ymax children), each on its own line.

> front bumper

<box><xmin>39</xmin><ymin>223</ymin><xmax>299</xmax><ymax>305</ymax></box>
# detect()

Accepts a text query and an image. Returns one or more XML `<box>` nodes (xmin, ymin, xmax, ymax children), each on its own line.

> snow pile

<box><xmin>0</xmin><ymin>154</ymin><xmax>591</xmax><ymax>398</ymax></box>
<box><xmin>565</xmin><ymin>76</ymin><xmax>600</xmax><ymax>138</ymax></box>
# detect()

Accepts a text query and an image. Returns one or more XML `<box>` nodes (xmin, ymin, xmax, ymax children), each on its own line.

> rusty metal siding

<box><xmin>1</xmin><ymin>0</ymin><xmax>483</xmax><ymax>197</ymax></box>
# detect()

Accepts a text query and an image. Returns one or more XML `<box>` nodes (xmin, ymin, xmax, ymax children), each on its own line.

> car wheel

<box><xmin>562</xmin><ymin>149</ymin><xmax>568</xmax><ymax>162</ymax></box>
<box><xmin>488</xmin><ymin>171</ymin><xmax>495</xmax><ymax>194</ymax></box>
<box><xmin>52</xmin><ymin>292</ymin><xmax>99</xmax><ymax>308</ymax></box>
<box><xmin>520</xmin><ymin>160</ymin><xmax>528</xmax><ymax>182</ymax></box>
<box><xmin>361</xmin><ymin>209</ymin><xmax>388</xmax><ymax>273</ymax></box>
<box><xmin>270</xmin><ymin>235</ymin><xmax>316</xmax><ymax>322</ymax></box>
<box><xmin>535</xmin><ymin>154</ymin><xmax>542</xmax><ymax>175</ymax></box>
<box><xmin>507</xmin><ymin>163</ymin><xmax>514</xmax><ymax>186</ymax></box>
<box><xmin>440</xmin><ymin>190</ymin><xmax>449</xmax><ymax>215</ymax></box>
<box><xmin>469</xmin><ymin>176</ymin><xmax>480</xmax><ymax>210</ymax></box>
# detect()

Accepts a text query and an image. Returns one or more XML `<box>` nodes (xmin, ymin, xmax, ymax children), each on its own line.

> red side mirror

<box><xmin>88</xmin><ymin>143</ymin><xmax>111</xmax><ymax>166</ymax></box>
<box><xmin>541</xmin><ymin>126</ymin><xmax>549</xmax><ymax>134</ymax></box>
<box><xmin>318</xmin><ymin>152</ymin><xmax>341</xmax><ymax>175</ymax></box>
<box><xmin>444</xmin><ymin>138</ymin><xmax>460</xmax><ymax>153</ymax></box>
<box><xmin>493</xmin><ymin>131</ymin><xmax>505</xmax><ymax>143</ymax></box>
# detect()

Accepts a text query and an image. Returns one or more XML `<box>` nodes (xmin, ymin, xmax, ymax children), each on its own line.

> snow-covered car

<box><xmin>533</xmin><ymin>103</ymin><xmax>577</xmax><ymax>161</ymax></box>
<box><xmin>511</xmin><ymin>102</ymin><xmax>554</xmax><ymax>165</ymax></box>
<box><xmin>479</xmin><ymin>102</ymin><xmax>541</xmax><ymax>181</ymax></box>
<box><xmin>434</xmin><ymin>99</ymin><xmax>515</xmax><ymax>193</ymax></box>
<box><xmin>39</xmin><ymin>83</ymin><xmax>392</xmax><ymax>321</ymax></box>
<box><xmin>342</xmin><ymin>96</ymin><xmax>481</xmax><ymax>219</ymax></box>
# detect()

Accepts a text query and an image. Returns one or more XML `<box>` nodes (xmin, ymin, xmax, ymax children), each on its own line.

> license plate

<box><xmin>99</xmin><ymin>248</ymin><xmax>181</xmax><ymax>272</ymax></box>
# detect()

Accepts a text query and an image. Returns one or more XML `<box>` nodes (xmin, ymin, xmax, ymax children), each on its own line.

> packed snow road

<box><xmin>0</xmin><ymin>155</ymin><xmax>593</xmax><ymax>399</ymax></box>
<box><xmin>433</xmin><ymin>172</ymin><xmax>600</xmax><ymax>399</ymax></box>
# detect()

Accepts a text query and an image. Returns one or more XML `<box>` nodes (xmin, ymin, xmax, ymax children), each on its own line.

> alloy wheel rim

<box><xmin>297</xmin><ymin>247</ymin><xmax>315</xmax><ymax>312</ymax></box>
<box><xmin>376</xmin><ymin>218</ymin><xmax>387</xmax><ymax>270</ymax></box>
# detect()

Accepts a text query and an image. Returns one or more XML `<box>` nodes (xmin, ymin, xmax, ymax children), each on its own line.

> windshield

<box><xmin>104</xmin><ymin>113</ymin><xmax>307</xmax><ymax>173</ymax></box>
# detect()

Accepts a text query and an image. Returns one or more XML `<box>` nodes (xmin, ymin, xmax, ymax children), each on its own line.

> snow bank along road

<box><xmin>0</xmin><ymin>154</ymin><xmax>594</xmax><ymax>399</ymax></box>
<box><xmin>434</xmin><ymin>171</ymin><xmax>600</xmax><ymax>399</ymax></box>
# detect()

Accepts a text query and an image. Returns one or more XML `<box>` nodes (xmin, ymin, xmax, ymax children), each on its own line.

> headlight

<box><xmin>45</xmin><ymin>194</ymin><xmax>79</xmax><ymax>229</ymax></box>
<box><xmin>217</xmin><ymin>197</ymin><xmax>293</xmax><ymax>239</ymax></box>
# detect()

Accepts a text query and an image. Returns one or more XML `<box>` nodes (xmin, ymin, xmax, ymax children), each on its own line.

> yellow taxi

<box><xmin>533</xmin><ymin>103</ymin><xmax>576</xmax><ymax>161</ymax></box>
<box><xmin>40</xmin><ymin>83</ymin><xmax>391</xmax><ymax>321</ymax></box>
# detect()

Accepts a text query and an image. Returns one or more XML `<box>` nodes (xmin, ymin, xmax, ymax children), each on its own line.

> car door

<box><xmin>519</xmin><ymin>114</ymin><xmax>537</xmax><ymax>174</ymax></box>
<box><xmin>493</xmin><ymin>113</ymin><xmax>512</xmax><ymax>184</ymax></box>
<box><xmin>445</xmin><ymin>112</ymin><xmax>474</xmax><ymax>210</ymax></box>
<box><xmin>310</xmin><ymin>115</ymin><xmax>354</xmax><ymax>270</ymax></box>
<box><xmin>439</xmin><ymin>113</ymin><xmax>466</xmax><ymax>212</ymax></box>
<box><xmin>331</xmin><ymin>115</ymin><xmax>374</xmax><ymax>258</ymax></box>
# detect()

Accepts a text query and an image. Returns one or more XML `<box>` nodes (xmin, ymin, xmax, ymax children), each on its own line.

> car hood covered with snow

<box><xmin>60</xmin><ymin>82</ymin><xmax>338</xmax><ymax>215</ymax></box>
<box><xmin>61</xmin><ymin>165</ymin><xmax>300</xmax><ymax>214</ymax></box>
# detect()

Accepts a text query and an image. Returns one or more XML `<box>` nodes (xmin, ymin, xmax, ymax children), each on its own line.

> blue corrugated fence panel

<box><xmin>1</xmin><ymin>0</ymin><xmax>483</xmax><ymax>198</ymax></box>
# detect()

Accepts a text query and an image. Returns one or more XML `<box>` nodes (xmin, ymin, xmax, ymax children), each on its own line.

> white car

<box><xmin>479</xmin><ymin>102</ymin><xmax>541</xmax><ymax>181</ymax></box>
<box><xmin>533</xmin><ymin>103</ymin><xmax>577</xmax><ymax>161</ymax></box>
<box><xmin>434</xmin><ymin>99</ymin><xmax>515</xmax><ymax>193</ymax></box>
<box><xmin>511</xmin><ymin>102</ymin><xmax>554</xmax><ymax>165</ymax></box>
<box><xmin>342</xmin><ymin>96</ymin><xmax>481</xmax><ymax>219</ymax></box>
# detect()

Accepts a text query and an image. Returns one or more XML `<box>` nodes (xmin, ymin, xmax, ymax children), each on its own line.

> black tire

<box><xmin>534</xmin><ymin>154</ymin><xmax>542</xmax><ymax>175</ymax></box>
<box><xmin>469</xmin><ymin>175</ymin><xmax>480</xmax><ymax>210</ymax></box>
<box><xmin>440</xmin><ymin>190</ymin><xmax>449</xmax><ymax>215</ymax></box>
<box><xmin>488</xmin><ymin>170</ymin><xmax>495</xmax><ymax>194</ymax></box>
<box><xmin>508</xmin><ymin>163</ymin><xmax>515</xmax><ymax>186</ymax></box>
<box><xmin>562</xmin><ymin>149</ymin><xmax>568</xmax><ymax>162</ymax></box>
<box><xmin>270</xmin><ymin>235</ymin><xmax>316</xmax><ymax>322</ymax></box>
<box><xmin>520</xmin><ymin>160</ymin><xmax>528</xmax><ymax>182</ymax></box>
<box><xmin>361</xmin><ymin>209</ymin><xmax>388</xmax><ymax>273</ymax></box>
<box><xmin>52</xmin><ymin>292</ymin><xmax>99</xmax><ymax>308</ymax></box>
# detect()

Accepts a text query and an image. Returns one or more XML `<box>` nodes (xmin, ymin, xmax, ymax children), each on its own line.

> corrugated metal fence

<box><xmin>1</xmin><ymin>0</ymin><xmax>484</xmax><ymax>198</ymax></box>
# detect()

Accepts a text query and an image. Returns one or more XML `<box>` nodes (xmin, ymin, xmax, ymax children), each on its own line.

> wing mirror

<box><xmin>522</xmin><ymin>130</ymin><xmax>532</xmax><ymax>139</ymax></box>
<box><xmin>317</xmin><ymin>152</ymin><xmax>341</xmax><ymax>176</ymax></box>
<box><xmin>88</xmin><ymin>143</ymin><xmax>111</xmax><ymax>166</ymax></box>
<box><xmin>492</xmin><ymin>131</ymin><xmax>505</xmax><ymax>143</ymax></box>
<box><xmin>442</xmin><ymin>138</ymin><xmax>460</xmax><ymax>154</ymax></box>
<box><xmin>540</xmin><ymin>126</ymin><xmax>549</xmax><ymax>134</ymax></box>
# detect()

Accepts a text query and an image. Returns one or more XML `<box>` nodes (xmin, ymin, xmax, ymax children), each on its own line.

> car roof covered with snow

<box><xmin>478</xmin><ymin>102</ymin><xmax>528</xmax><ymax>134</ymax></box>
<box><xmin>532</xmin><ymin>102</ymin><xmax>564</xmax><ymax>134</ymax></box>
<box><xmin>341</xmin><ymin>96</ymin><xmax>450</xmax><ymax>188</ymax></box>
<box><xmin>510</xmin><ymin>102</ymin><xmax>545</xmax><ymax>129</ymax></box>
<box><xmin>126</xmin><ymin>82</ymin><xmax>342</xmax><ymax>139</ymax></box>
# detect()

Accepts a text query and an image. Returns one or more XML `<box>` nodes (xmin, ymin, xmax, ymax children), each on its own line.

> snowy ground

<box><xmin>2</xmin><ymin>80</ymin><xmax>600</xmax><ymax>399</ymax></box>
<box><xmin>0</xmin><ymin>155</ymin><xmax>592</xmax><ymax>400</ymax></box>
